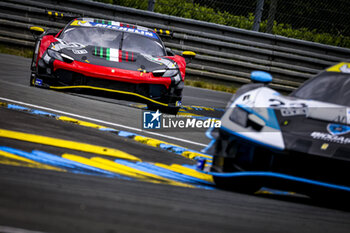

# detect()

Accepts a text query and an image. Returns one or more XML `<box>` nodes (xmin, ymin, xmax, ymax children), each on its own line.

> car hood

<box><xmin>231</xmin><ymin>86</ymin><xmax>350</xmax><ymax>157</ymax></box>
<box><xmin>50</xmin><ymin>40</ymin><xmax>178</xmax><ymax>72</ymax></box>
<box><xmin>242</xmin><ymin>86</ymin><xmax>350</xmax><ymax>126</ymax></box>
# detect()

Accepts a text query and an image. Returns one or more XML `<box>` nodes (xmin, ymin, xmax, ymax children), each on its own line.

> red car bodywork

<box><xmin>37</xmin><ymin>35</ymin><xmax>186</xmax><ymax>89</ymax></box>
<box><xmin>31</xmin><ymin>18</ymin><xmax>190</xmax><ymax>114</ymax></box>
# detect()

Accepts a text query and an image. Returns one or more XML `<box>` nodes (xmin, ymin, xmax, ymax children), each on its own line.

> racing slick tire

<box><xmin>29</xmin><ymin>73</ymin><xmax>49</xmax><ymax>88</ymax></box>
<box><xmin>30</xmin><ymin>72</ymin><xmax>36</xmax><ymax>86</ymax></box>
<box><xmin>147</xmin><ymin>103</ymin><xmax>180</xmax><ymax>115</ymax></box>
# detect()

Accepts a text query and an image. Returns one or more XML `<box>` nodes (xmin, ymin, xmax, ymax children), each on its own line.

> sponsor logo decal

<box><xmin>91</xmin><ymin>23</ymin><xmax>157</xmax><ymax>39</ymax></box>
<box><xmin>311</xmin><ymin>124</ymin><xmax>350</xmax><ymax>144</ymax></box>
<box><xmin>35</xmin><ymin>78</ymin><xmax>43</xmax><ymax>86</ymax></box>
<box><xmin>310</xmin><ymin>132</ymin><xmax>350</xmax><ymax>144</ymax></box>
<box><xmin>72</xmin><ymin>49</ymin><xmax>88</xmax><ymax>54</ymax></box>
<box><xmin>71</xmin><ymin>20</ymin><xmax>158</xmax><ymax>39</ymax></box>
<box><xmin>327</xmin><ymin>123</ymin><xmax>350</xmax><ymax>136</ymax></box>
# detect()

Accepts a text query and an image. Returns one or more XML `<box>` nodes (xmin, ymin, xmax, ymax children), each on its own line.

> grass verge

<box><xmin>0</xmin><ymin>44</ymin><xmax>33</xmax><ymax>58</ymax></box>
<box><xmin>185</xmin><ymin>79</ymin><xmax>237</xmax><ymax>93</ymax></box>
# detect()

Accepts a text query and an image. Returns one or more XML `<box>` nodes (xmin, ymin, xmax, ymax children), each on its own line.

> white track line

<box><xmin>0</xmin><ymin>225</ymin><xmax>47</xmax><ymax>233</ymax></box>
<box><xmin>0</xmin><ymin>97</ymin><xmax>207</xmax><ymax>147</ymax></box>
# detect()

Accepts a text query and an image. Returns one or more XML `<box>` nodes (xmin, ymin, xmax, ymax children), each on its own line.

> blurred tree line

<box><xmin>95</xmin><ymin>0</ymin><xmax>350</xmax><ymax>48</ymax></box>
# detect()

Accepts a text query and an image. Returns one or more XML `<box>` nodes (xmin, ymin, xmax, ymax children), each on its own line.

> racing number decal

<box><xmin>268</xmin><ymin>98</ymin><xmax>285</xmax><ymax>107</ymax></box>
<box><xmin>269</xmin><ymin>98</ymin><xmax>308</xmax><ymax>116</ymax></box>
<box><xmin>242</xmin><ymin>94</ymin><xmax>250</xmax><ymax>101</ymax></box>
<box><xmin>268</xmin><ymin>98</ymin><xmax>307</xmax><ymax>108</ymax></box>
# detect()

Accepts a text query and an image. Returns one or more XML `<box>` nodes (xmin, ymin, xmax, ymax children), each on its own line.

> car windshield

<box><xmin>60</xmin><ymin>27</ymin><xmax>165</xmax><ymax>56</ymax></box>
<box><xmin>291</xmin><ymin>72</ymin><xmax>350</xmax><ymax>107</ymax></box>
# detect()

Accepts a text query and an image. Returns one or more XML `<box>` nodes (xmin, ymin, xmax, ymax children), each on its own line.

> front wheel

<box><xmin>147</xmin><ymin>102</ymin><xmax>180</xmax><ymax>115</ymax></box>
<box><xmin>30</xmin><ymin>72</ymin><xmax>36</xmax><ymax>86</ymax></box>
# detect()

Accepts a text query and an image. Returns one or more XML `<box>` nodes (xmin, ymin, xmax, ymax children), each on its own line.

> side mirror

<box><xmin>166</xmin><ymin>48</ymin><xmax>175</xmax><ymax>56</ymax></box>
<box><xmin>30</xmin><ymin>26</ymin><xmax>45</xmax><ymax>39</ymax></box>
<box><xmin>250</xmin><ymin>71</ymin><xmax>272</xmax><ymax>84</ymax></box>
<box><xmin>182</xmin><ymin>51</ymin><xmax>196</xmax><ymax>63</ymax></box>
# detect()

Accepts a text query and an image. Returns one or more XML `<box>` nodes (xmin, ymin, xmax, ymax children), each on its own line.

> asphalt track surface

<box><xmin>0</xmin><ymin>53</ymin><xmax>350</xmax><ymax>233</ymax></box>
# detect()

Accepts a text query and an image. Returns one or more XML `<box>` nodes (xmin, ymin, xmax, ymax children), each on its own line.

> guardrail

<box><xmin>1</xmin><ymin>0</ymin><xmax>350</xmax><ymax>92</ymax></box>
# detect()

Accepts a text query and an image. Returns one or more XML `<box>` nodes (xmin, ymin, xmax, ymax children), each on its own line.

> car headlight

<box><xmin>229</xmin><ymin>105</ymin><xmax>266</xmax><ymax>131</ymax></box>
<box><xmin>47</xmin><ymin>49</ymin><xmax>63</xmax><ymax>61</ymax></box>
<box><xmin>152</xmin><ymin>69</ymin><xmax>178</xmax><ymax>77</ymax></box>
<box><xmin>47</xmin><ymin>49</ymin><xmax>74</xmax><ymax>63</ymax></box>
<box><xmin>230</xmin><ymin>106</ymin><xmax>249</xmax><ymax>127</ymax></box>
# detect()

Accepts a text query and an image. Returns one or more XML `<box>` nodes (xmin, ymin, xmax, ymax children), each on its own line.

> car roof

<box><xmin>68</xmin><ymin>18</ymin><xmax>159</xmax><ymax>40</ymax></box>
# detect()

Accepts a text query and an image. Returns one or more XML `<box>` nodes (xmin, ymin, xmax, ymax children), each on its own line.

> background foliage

<box><xmin>95</xmin><ymin>0</ymin><xmax>350</xmax><ymax>48</ymax></box>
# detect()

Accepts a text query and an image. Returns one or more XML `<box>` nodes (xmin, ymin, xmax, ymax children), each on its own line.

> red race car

<box><xmin>30</xmin><ymin>18</ymin><xmax>195</xmax><ymax>114</ymax></box>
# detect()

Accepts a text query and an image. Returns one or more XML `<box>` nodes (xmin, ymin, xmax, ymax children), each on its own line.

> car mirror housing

<box><xmin>30</xmin><ymin>26</ymin><xmax>45</xmax><ymax>39</ymax></box>
<box><xmin>182</xmin><ymin>51</ymin><xmax>196</xmax><ymax>63</ymax></box>
<box><xmin>248</xmin><ymin>113</ymin><xmax>266</xmax><ymax>131</ymax></box>
<box><xmin>250</xmin><ymin>71</ymin><xmax>273</xmax><ymax>84</ymax></box>
<box><xmin>166</xmin><ymin>48</ymin><xmax>175</xmax><ymax>56</ymax></box>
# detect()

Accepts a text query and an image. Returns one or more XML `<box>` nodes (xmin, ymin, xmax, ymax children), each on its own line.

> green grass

<box><xmin>0</xmin><ymin>44</ymin><xmax>33</xmax><ymax>58</ymax></box>
<box><xmin>185</xmin><ymin>79</ymin><xmax>237</xmax><ymax>93</ymax></box>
